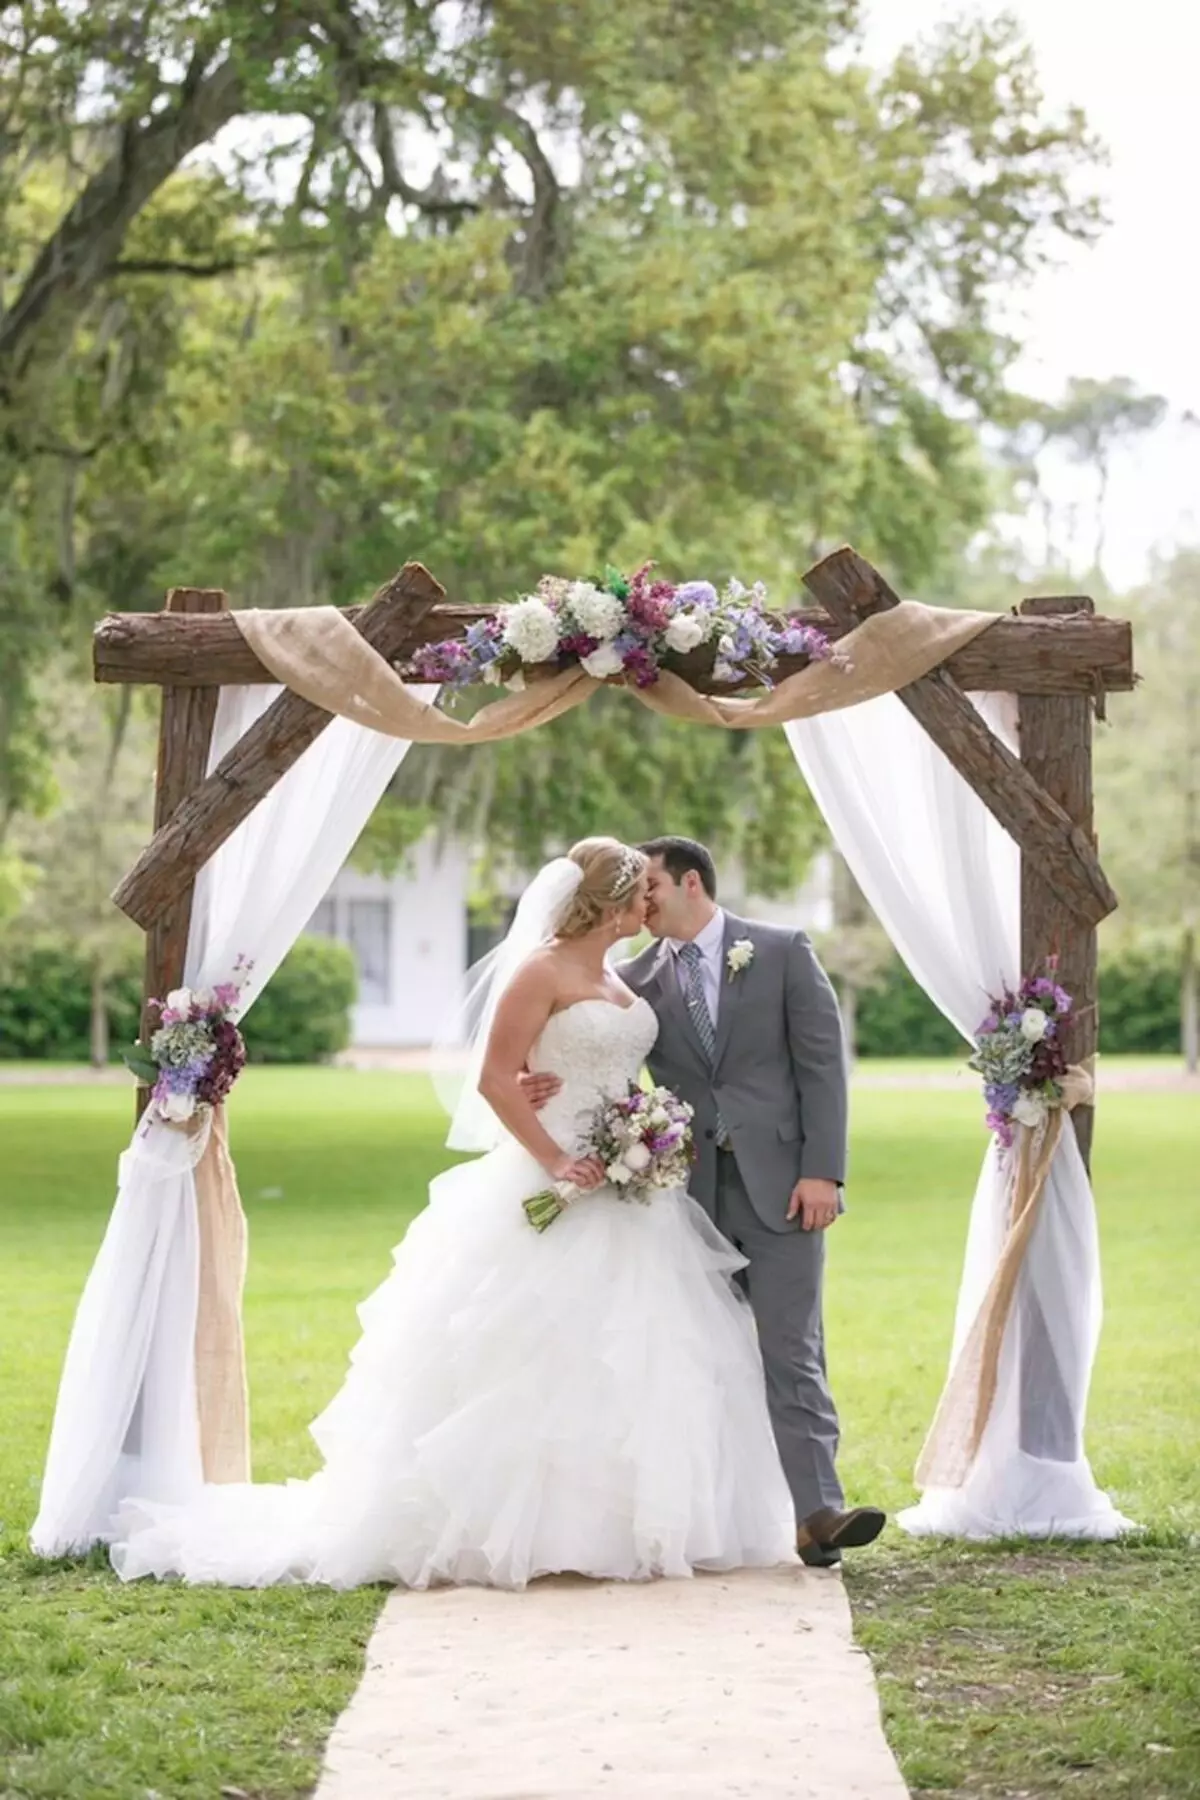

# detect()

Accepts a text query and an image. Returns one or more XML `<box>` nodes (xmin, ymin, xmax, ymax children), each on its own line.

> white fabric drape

<box><xmin>31</xmin><ymin>690</ymin><xmax>427</xmax><ymax>1555</ymax></box>
<box><xmin>786</xmin><ymin>694</ymin><xmax>1132</xmax><ymax>1538</ymax></box>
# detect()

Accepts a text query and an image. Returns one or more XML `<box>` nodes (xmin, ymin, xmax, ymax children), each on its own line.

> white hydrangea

<box><xmin>581</xmin><ymin>642</ymin><xmax>625</xmax><ymax>679</ymax></box>
<box><xmin>664</xmin><ymin>612</ymin><xmax>707</xmax><ymax>654</ymax></box>
<box><xmin>1011</xmin><ymin>1092</ymin><xmax>1048</xmax><ymax>1129</ymax></box>
<box><xmin>501</xmin><ymin>596</ymin><xmax>560</xmax><ymax>663</ymax></box>
<box><xmin>566</xmin><ymin>581</ymin><xmax>625</xmax><ymax>641</ymax></box>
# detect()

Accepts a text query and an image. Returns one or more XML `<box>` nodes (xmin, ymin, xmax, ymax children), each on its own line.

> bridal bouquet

<box><xmin>122</xmin><ymin>974</ymin><xmax>248</xmax><ymax>1124</ymax></box>
<box><xmin>968</xmin><ymin>962</ymin><xmax>1074</xmax><ymax>1149</ymax></box>
<box><xmin>523</xmin><ymin>1082</ymin><xmax>695</xmax><ymax>1232</ymax></box>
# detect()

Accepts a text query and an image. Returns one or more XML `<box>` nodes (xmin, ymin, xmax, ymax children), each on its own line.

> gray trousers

<box><xmin>714</xmin><ymin>1151</ymin><xmax>844</xmax><ymax>1525</ymax></box>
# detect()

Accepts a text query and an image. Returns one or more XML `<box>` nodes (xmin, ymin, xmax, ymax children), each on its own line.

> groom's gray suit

<box><xmin>617</xmin><ymin>910</ymin><xmax>849</xmax><ymax>1524</ymax></box>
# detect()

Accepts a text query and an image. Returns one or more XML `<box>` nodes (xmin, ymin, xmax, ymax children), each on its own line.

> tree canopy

<box><xmin>0</xmin><ymin>0</ymin><xmax>1103</xmax><ymax>890</ymax></box>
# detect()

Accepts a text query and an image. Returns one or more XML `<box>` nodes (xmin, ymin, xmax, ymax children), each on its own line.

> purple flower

<box><xmin>674</xmin><ymin>581</ymin><xmax>718</xmax><ymax>609</ymax></box>
<box><xmin>559</xmin><ymin>632</ymin><xmax>599</xmax><ymax>658</ymax></box>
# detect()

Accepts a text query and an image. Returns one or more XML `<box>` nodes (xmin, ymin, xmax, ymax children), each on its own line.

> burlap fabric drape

<box><xmin>233</xmin><ymin>598</ymin><xmax>996</xmax><ymax>741</ymax></box>
<box><xmin>914</xmin><ymin>1064</ymin><xmax>1096</xmax><ymax>1489</ymax></box>
<box><xmin>191</xmin><ymin>597</ymin><xmax>1003</xmax><ymax>1486</ymax></box>
<box><xmin>192</xmin><ymin>1105</ymin><xmax>251</xmax><ymax>1482</ymax></box>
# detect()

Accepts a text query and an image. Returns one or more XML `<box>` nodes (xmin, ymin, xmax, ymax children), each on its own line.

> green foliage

<box><xmin>855</xmin><ymin>959</ymin><xmax>964</xmax><ymax>1058</ymax></box>
<box><xmin>399</xmin><ymin>690</ymin><xmax>828</xmax><ymax>896</ymax></box>
<box><xmin>0</xmin><ymin>939</ymin><xmax>142</xmax><ymax>1060</ymax></box>
<box><xmin>243</xmin><ymin>936</ymin><xmax>359</xmax><ymax>1065</ymax></box>
<box><xmin>0</xmin><ymin>2</ymin><xmax>1105</xmax><ymax>878</ymax></box>
<box><xmin>854</xmin><ymin>941</ymin><xmax>1186</xmax><ymax>1059</ymax></box>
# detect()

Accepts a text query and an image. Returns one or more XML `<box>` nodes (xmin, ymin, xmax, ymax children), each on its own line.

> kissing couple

<box><xmin>111</xmin><ymin>836</ymin><xmax>885</xmax><ymax>1589</ymax></box>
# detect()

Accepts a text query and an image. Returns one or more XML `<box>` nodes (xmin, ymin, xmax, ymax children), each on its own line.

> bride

<box><xmin>111</xmin><ymin>838</ymin><xmax>795</xmax><ymax>1589</ymax></box>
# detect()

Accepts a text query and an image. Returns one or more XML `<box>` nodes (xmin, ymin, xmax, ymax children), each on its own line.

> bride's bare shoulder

<box><xmin>504</xmin><ymin>945</ymin><xmax>566</xmax><ymax>1000</ymax></box>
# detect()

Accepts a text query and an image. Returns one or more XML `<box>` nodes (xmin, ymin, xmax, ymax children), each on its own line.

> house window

<box><xmin>347</xmin><ymin>899</ymin><xmax>391</xmax><ymax>1005</ymax></box>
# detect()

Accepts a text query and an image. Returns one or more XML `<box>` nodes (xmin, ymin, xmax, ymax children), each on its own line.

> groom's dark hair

<box><xmin>638</xmin><ymin>836</ymin><xmax>718</xmax><ymax>899</ymax></box>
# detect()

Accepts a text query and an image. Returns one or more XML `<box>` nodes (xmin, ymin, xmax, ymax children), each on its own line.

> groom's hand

<box><xmin>517</xmin><ymin>1069</ymin><xmax>563</xmax><ymax>1110</ymax></box>
<box><xmin>788</xmin><ymin>1178</ymin><xmax>839</xmax><ymax>1231</ymax></box>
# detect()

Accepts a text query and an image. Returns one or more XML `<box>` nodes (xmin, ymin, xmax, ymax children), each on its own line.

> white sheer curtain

<box><xmin>787</xmin><ymin>694</ymin><xmax>1133</xmax><ymax>1538</ymax></box>
<box><xmin>31</xmin><ymin>690</ymin><xmax>428</xmax><ymax>1555</ymax></box>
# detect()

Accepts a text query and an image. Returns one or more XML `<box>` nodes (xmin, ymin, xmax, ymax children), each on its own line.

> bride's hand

<box><xmin>549</xmin><ymin>1153</ymin><xmax>606</xmax><ymax>1191</ymax></box>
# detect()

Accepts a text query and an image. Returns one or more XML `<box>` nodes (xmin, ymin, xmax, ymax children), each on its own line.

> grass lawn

<box><xmin>1</xmin><ymin>1065</ymin><xmax>1197</xmax><ymax>1798</ymax></box>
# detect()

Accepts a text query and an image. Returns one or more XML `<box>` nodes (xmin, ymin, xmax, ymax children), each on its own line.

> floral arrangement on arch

<box><xmin>968</xmin><ymin>961</ymin><xmax>1074</xmax><ymax>1149</ymax></box>
<box><xmin>411</xmin><ymin>563</ymin><xmax>851</xmax><ymax>693</ymax></box>
<box><xmin>123</xmin><ymin>970</ymin><xmax>250</xmax><ymax>1124</ymax></box>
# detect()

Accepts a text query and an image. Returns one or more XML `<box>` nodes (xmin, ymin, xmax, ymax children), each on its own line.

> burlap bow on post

<box><xmin>913</xmin><ymin>1063</ymin><xmax>1096</xmax><ymax>1490</ymax></box>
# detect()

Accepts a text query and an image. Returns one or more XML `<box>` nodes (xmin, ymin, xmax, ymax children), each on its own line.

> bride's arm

<box><xmin>478</xmin><ymin>960</ymin><xmax>605</xmax><ymax>1188</ymax></box>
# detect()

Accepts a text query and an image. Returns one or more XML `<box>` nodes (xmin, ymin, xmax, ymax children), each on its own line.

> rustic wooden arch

<box><xmin>95</xmin><ymin>545</ymin><xmax>1133</xmax><ymax>1183</ymax></box>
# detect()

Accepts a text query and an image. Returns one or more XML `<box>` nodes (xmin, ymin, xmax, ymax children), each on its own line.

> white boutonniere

<box><xmin>726</xmin><ymin>939</ymin><xmax>755</xmax><ymax>979</ymax></box>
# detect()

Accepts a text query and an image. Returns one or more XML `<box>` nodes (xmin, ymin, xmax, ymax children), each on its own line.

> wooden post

<box><xmin>136</xmin><ymin>588</ymin><xmax>228</xmax><ymax>1119</ymax></box>
<box><xmin>1018</xmin><ymin>598</ymin><xmax>1100</xmax><ymax>1169</ymax></box>
<box><xmin>1016</xmin><ymin>596</ymin><xmax>1100</xmax><ymax>1463</ymax></box>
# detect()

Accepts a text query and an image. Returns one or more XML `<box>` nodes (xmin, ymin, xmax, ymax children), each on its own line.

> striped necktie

<box><xmin>679</xmin><ymin>943</ymin><xmax>729</xmax><ymax>1146</ymax></box>
<box><xmin>678</xmin><ymin>941</ymin><xmax>715</xmax><ymax>1058</ymax></box>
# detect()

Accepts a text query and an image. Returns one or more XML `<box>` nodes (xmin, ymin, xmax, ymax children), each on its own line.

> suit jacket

<box><xmin>617</xmin><ymin>912</ymin><xmax>848</xmax><ymax>1233</ymax></box>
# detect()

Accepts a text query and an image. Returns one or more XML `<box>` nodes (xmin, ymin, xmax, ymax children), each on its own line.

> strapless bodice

<box><xmin>528</xmin><ymin>997</ymin><xmax>659</xmax><ymax>1152</ymax></box>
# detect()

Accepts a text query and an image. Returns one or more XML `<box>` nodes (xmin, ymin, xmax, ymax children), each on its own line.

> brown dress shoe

<box><xmin>797</xmin><ymin>1505</ymin><xmax>886</xmax><ymax>1559</ymax></box>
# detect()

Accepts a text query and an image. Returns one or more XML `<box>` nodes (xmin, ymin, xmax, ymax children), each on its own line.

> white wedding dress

<box><xmin>111</xmin><ymin>996</ymin><xmax>795</xmax><ymax>1589</ymax></box>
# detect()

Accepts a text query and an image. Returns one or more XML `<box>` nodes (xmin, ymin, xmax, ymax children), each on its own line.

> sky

<box><xmin>859</xmin><ymin>0</ymin><xmax>1200</xmax><ymax>589</ymax></box>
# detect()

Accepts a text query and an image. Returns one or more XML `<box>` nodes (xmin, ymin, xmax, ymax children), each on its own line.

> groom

<box><xmin>532</xmin><ymin>835</ymin><xmax>884</xmax><ymax>1567</ymax></box>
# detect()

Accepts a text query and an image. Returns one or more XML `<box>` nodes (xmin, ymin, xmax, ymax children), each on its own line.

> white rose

<box><xmin>566</xmin><ymin>581</ymin><xmax>625</xmax><ymax>641</ymax></box>
<box><xmin>664</xmin><ymin>612</ymin><xmax>707</xmax><ymax>654</ymax></box>
<box><xmin>1019</xmin><ymin>1007</ymin><xmax>1049</xmax><ymax>1042</ymax></box>
<box><xmin>501</xmin><ymin>597</ymin><xmax>560</xmax><ymax>663</ymax></box>
<box><xmin>623</xmin><ymin>1142</ymin><xmax>652</xmax><ymax>1173</ymax></box>
<box><xmin>165</xmin><ymin>987</ymin><xmax>193</xmax><ymax>1014</ymax></box>
<box><xmin>482</xmin><ymin>661</ymin><xmax>503</xmax><ymax>685</ymax></box>
<box><xmin>505</xmin><ymin>670</ymin><xmax>526</xmax><ymax>692</ymax></box>
<box><xmin>159</xmin><ymin>1090</ymin><xmax>197</xmax><ymax>1123</ymax></box>
<box><xmin>606</xmin><ymin>1160</ymin><xmax>633</xmax><ymax>1185</ymax></box>
<box><xmin>193</xmin><ymin>987</ymin><xmax>214</xmax><ymax>1011</ymax></box>
<box><xmin>581</xmin><ymin>642</ymin><xmax>626</xmax><ymax>680</ymax></box>
<box><xmin>1011</xmin><ymin>1092</ymin><xmax>1047</xmax><ymax>1129</ymax></box>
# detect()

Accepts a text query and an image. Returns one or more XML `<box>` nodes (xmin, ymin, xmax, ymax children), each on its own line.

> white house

<box><xmin>308</xmin><ymin>835</ymin><xmax>834</xmax><ymax>1049</ymax></box>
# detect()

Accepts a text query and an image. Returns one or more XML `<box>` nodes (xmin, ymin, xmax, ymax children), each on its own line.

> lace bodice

<box><xmin>529</xmin><ymin>997</ymin><xmax>659</xmax><ymax>1153</ymax></box>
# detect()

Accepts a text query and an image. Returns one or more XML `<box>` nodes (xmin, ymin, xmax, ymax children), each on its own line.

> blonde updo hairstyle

<box><xmin>555</xmin><ymin>837</ymin><xmax>647</xmax><ymax>940</ymax></box>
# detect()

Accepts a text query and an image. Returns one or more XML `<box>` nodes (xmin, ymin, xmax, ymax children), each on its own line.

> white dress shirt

<box><xmin>668</xmin><ymin>907</ymin><xmax>726</xmax><ymax>1025</ymax></box>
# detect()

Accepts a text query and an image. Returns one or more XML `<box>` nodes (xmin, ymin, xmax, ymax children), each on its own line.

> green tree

<box><xmin>1096</xmin><ymin>550</ymin><xmax>1200</xmax><ymax>1069</ymax></box>
<box><xmin>1</xmin><ymin>3</ymin><xmax>1104</xmax><ymax>893</ymax></box>
<box><xmin>1037</xmin><ymin>377</ymin><xmax>1167</xmax><ymax>570</ymax></box>
<box><xmin>3</xmin><ymin>664</ymin><xmax>154</xmax><ymax>1063</ymax></box>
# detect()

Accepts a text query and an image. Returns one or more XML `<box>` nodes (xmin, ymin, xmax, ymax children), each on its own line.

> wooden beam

<box><xmin>1015</xmin><ymin>596</ymin><xmax>1101</xmax><ymax>1463</ymax></box>
<box><xmin>93</xmin><ymin>598</ymin><xmax>1136</xmax><ymax>697</ymax></box>
<box><xmin>1018</xmin><ymin>598</ymin><xmax>1099</xmax><ymax>1168</ymax></box>
<box><xmin>136</xmin><ymin>588</ymin><xmax>227</xmax><ymax>1119</ymax></box>
<box><xmin>802</xmin><ymin>548</ymin><xmax>1118</xmax><ymax>930</ymax></box>
<box><xmin>112</xmin><ymin>564</ymin><xmax>445</xmax><ymax>932</ymax></box>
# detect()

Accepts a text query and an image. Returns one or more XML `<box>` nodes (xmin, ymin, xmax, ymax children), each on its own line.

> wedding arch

<box><xmin>31</xmin><ymin>547</ymin><xmax>1138</xmax><ymax>1556</ymax></box>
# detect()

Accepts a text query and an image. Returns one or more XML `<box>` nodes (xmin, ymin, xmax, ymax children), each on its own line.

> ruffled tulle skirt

<box><xmin>110</xmin><ymin>1141</ymin><xmax>796</xmax><ymax>1589</ymax></box>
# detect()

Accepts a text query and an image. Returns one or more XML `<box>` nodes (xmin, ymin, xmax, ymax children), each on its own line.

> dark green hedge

<box><xmin>0</xmin><ymin>934</ymin><xmax>358</xmax><ymax>1064</ymax></box>
<box><xmin>854</xmin><ymin>941</ymin><xmax>1184</xmax><ymax>1058</ymax></box>
<box><xmin>242</xmin><ymin>936</ymin><xmax>358</xmax><ymax>1064</ymax></box>
<box><xmin>0</xmin><ymin>930</ymin><xmax>1184</xmax><ymax>1062</ymax></box>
